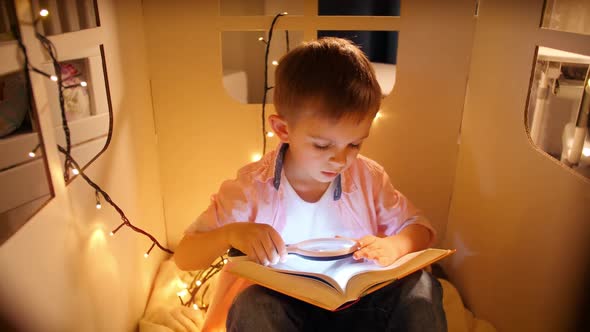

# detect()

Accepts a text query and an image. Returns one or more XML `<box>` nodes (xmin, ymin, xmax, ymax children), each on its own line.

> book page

<box><xmin>272</xmin><ymin>250</ymin><xmax>447</xmax><ymax>293</ymax></box>
<box><xmin>270</xmin><ymin>255</ymin><xmax>389</xmax><ymax>291</ymax></box>
<box><xmin>346</xmin><ymin>249</ymin><xmax>451</xmax><ymax>298</ymax></box>
<box><xmin>226</xmin><ymin>248</ymin><xmax>454</xmax><ymax>310</ymax></box>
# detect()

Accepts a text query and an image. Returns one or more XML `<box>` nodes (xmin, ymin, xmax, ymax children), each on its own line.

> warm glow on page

<box><xmin>272</xmin><ymin>252</ymin><xmax>422</xmax><ymax>290</ymax></box>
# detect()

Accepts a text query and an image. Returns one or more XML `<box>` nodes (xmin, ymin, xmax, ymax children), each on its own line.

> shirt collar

<box><xmin>255</xmin><ymin>143</ymin><xmax>357</xmax><ymax>200</ymax></box>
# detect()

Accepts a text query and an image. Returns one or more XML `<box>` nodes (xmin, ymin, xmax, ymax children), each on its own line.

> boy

<box><xmin>174</xmin><ymin>37</ymin><xmax>446</xmax><ymax>331</ymax></box>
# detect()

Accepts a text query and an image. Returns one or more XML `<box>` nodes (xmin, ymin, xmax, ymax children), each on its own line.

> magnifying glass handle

<box><xmin>227</xmin><ymin>247</ymin><xmax>246</xmax><ymax>258</ymax></box>
<box><xmin>227</xmin><ymin>246</ymin><xmax>294</xmax><ymax>258</ymax></box>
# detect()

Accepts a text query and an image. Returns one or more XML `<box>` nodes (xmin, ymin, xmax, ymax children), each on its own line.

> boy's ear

<box><xmin>269</xmin><ymin>114</ymin><xmax>290</xmax><ymax>142</ymax></box>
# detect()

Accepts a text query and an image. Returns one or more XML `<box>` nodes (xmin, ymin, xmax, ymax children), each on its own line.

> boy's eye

<box><xmin>313</xmin><ymin>144</ymin><xmax>330</xmax><ymax>150</ymax></box>
<box><xmin>349</xmin><ymin>143</ymin><xmax>362</xmax><ymax>149</ymax></box>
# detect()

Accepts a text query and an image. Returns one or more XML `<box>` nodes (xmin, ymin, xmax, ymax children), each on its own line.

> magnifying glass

<box><xmin>228</xmin><ymin>238</ymin><xmax>360</xmax><ymax>262</ymax></box>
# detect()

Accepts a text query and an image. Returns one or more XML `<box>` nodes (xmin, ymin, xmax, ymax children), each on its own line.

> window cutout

<box><xmin>33</xmin><ymin>0</ymin><xmax>99</xmax><ymax>36</ymax></box>
<box><xmin>0</xmin><ymin>0</ymin><xmax>18</xmax><ymax>41</ymax></box>
<box><xmin>318</xmin><ymin>30</ymin><xmax>398</xmax><ymax>96</ymax></box>
<box><xmin>542</xmin><ymin>0</ymin><xmax>590</xmax><ymax>36</ymax></box>
<box><xmin>0</xmin><ymin>69</ymin><xmax>53</xmax><ymax>244</ymax></box>
<box><xmin>220</xmin><ymin>0</ymin><xmax>303</xmax><ymax>16</ymax></box>
<box><xmin>221</xmin><ymin>30</ymin><xmax>304</xmax><ymax>104</ymax></box>
<box><xmin>41</xmin><ymin>45</ymin><xmax>112</xmax><ymax>178</ymax></box>
<box><xmin>526</xmin><ymin>46</ymin><xmax>590</xmax><ymax>179</ymax></box>
<box><xmin>319</xmin><ymin>0</ymin><xmax>400</xmax><ymax>16</ymax></box>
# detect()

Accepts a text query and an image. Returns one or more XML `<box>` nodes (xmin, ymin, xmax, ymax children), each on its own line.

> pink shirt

<box><xmin>186</xmin><ymin>143</ymin><xmax>435</xmax><ymax>241</ymax></box>
<box><xmin>185</xmin><ymin>144</ymin><xmax>435</xmax><ymax>330</ymax></box>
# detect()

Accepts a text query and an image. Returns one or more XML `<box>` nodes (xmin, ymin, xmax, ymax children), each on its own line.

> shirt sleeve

<box><xmin>374</xmin><ymin>170</ymin><xmax>437</xmax><ymax>247</ymax></box>
<box><xmin>184</xmin><ymin>175</ymin><xmax>254</xmax><ymax>234</ymax></box>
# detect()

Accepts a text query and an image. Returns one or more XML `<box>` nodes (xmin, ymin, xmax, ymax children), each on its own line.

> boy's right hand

<box><xmin>226</xmin><ymin>223</ymin><xmax>287</xmax><ymax>266</ymax></box>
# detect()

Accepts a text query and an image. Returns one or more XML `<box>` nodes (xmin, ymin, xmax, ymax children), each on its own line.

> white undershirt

<box><xmin>280</xmin><ymin>172</ymin><xmax>345</xmax><ymax>245</ymax></box>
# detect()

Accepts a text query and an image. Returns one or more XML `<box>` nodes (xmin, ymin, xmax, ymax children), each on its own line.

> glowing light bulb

<box><xmin>96</xmin><ymin>203</ymin><xmax>102</xmax><ymax>210</ymax></box>
<box><xmin>80</xmin><ymin>81</ymin><xmax>87</xmax><ymax>87</ymax></box>
<box><xmin>109</xmin><ymin>231</ymin><xmax>114</xmax><ymax>236</ymax></box>
<box><xmin>583</xmin><ymin>147</ymin><xmax>590</xmax><ymax>157</ymax></box>
<box><xmin>193</xmin><ymin>304</ymin><xmax>199</xmax><ymax>310</ymax></box>
<box><xmin>195</xmin><ymin>280</ymin><xmax>202</xmax><ymax>287</ymax></box>
<box><xmin>282</xmin><ymin>12</ymin><xmax>288</xmax><ymax>15</ymax></box>
<box><xmin>266</xmin><ymin>131</ymin><xmax>274</xmax><ymax>138</ymax></box>
<box><xmin>271</xmin><ymin>60</ymin><xmax>279</xmax><ymax>66</ymax></box>
<box><xmin>223</xmin><ymin>259</ymin><xmax>228</xmax><ymax>264</ymax></box>
<box><xmin>144</xmin><ymin>253</ymin><xmax>149</xmax><ymax>258</ymax></box>
<box><xmin>177</xmin><ymin>289</ymin><xmax>188</xmax><ymax>297</ymax></box>
<box><xmin>258</xmin><ymin>37</ymin><xmax>264</xmax><ymax>41</ymax></box>
<box><xmin>71</xmin><ymin>168</ymin><xmax>79</xmax><ymax>175</ymax></box>
<box><xmin>39</xmin><ymin>9</ymin><xmax>49</xmax><ymax>17</ymax></box>
<box><xmin>28</xmin><ymin>152</ymin><xmax>36</xmax><ymax>158</ymax></box>
<box><xmin>50</xmin><ymin>75</ymin><xmax>58</xmax><ymax>82</ymax></box>
<box><xmin>251</xmin><ymin>153</ymin><xmax>262</xmax><ymax>162</ymax></box>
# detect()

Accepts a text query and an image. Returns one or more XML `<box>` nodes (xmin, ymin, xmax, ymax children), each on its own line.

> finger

<box><xmin>366</xmin><ymin>248</ymin><xmax>382</xmax><ymax>260</ymax></box>
<box><xmin>353</xmin><ymin>247</ymin><xmax>370</xmax><ymax>260</ymax></box>
<box><xmin>179</xmin><ymin>306</ymin><xmax>201</xmax><ymax>326</ymax></box>
<box><xmin>268</xmin><ymin>231</ymin><xmax>286</xmax><ymax>263</ymax></box>
<box><xmin>171</xmin><ymin>308</ymin><xmax>193</xmax><ymax>331</ymax></box>
<box><xmin>357</xmin><ymin>235</ymin><xmax>377</xmax><ymax>248</ymax></box>
<box><xmin>377</xmin><ymin>256</ymin><xmax>393</xmax><ymax>267</ymax></box>
<box><xmin>245</xmin><ymin>244</ymin><xmax>258</xmax><ymax>263</ymax></box>
<box><xmin>165</xmin><ymin>316</ymin><xmax>187</xmax><ymax>332</ymax></box>
<box><xmin>261</xmin><ymin>233</ymin><xmax>279</xmax><ymax>265</ymax></box>
<box><xmin>354</xmin><ymin>247</ymin><xmax>382</xmax><ymax>261</ymax></box>
<box><xmin>252</xmin><ymin>242</ymin><xmax>269</xmax><ymax>266</ymax></box>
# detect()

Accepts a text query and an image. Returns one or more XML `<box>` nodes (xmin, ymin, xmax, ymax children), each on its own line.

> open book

<box><xmin>225</xmin><ymin>248</ymin><xmax>454</xmax><ymax>311</ymax></box>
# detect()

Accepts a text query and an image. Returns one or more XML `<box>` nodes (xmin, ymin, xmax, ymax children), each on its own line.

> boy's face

<box><xmin>277</xmin><ymin>112</ymin><xmax>374</xmax><ymax>185</ymax></box>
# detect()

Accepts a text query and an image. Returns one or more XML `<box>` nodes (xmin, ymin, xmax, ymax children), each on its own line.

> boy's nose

<box><xmin>330</xmin><ymin>149</ymin><xmax>347</xmax><ymax>166</ymax></box>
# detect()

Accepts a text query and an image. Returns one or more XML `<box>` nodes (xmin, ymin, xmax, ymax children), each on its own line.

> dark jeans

<box><xmin>227</xmin><ymin>269</ymin><xmax>447</xmax><ymax>332</ymax></box>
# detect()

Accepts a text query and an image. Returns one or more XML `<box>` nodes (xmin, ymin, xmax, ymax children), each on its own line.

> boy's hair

<box><xmin>273</xmin><ymin>37</ymin><xmax>381</xmax><ymax>123</ymax></box>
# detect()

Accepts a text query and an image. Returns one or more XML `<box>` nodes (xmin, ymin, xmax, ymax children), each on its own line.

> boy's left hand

<box><xmin>353</xmin><ymin>235</ymin><xmax>405</xmax><ymax>266</ymax></box>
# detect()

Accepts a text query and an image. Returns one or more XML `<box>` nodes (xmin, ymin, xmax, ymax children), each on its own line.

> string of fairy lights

<box><xmin>15</xmin><ymin>7</ymin><xmax>290</xmax><ymax>311</ymax></box>
<box><xmin>260</xmin><ymin>12</ymin><xmax>288</xmax><ymax>155</ymax></box>
<box><xmin>16</xmin><ymin>8</ymin><xmax>172</xmax><ymax>256</ymax></box>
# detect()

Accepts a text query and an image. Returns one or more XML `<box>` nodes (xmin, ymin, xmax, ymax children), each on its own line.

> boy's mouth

<box><xmin>321</xmin><ymin>171</ymin><xmax>339</xmax><ymax>177</ymax></box>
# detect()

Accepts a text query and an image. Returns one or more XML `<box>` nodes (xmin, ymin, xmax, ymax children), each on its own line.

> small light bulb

<box><xmin>39</xmin><ymin>9</ymin><xmax>49</xmax><ymax>17</ymax></box>
<box><xmin>80</xmin><ymin>81</ymin><xmax>87</xmax><ymax>87</ymax></box>
<box><xmin>223</xmin><ymin>259</ymin><xmax>228</xmax><ymax>264</ymax></box>
<box><xmin>109</xmin><ymin>231</ymin><xmax>114</xmax><ymax>236</ymax></box>
<box><xmin>177</xmin><ymin>289</ymin><xmax>188</xmax><ymax>297</ymax></box>
<box><xmin>266</xmin><ymin>131</ymin><xmax>274</xmax><ymax>137</ymax></box>
<box><xmin>71</xmin><ymin>168</ymin><xmax>79</xmax><ymax>175</ymax></box>
<box><xmin>251</xmin><ymin>153</ymin><xmax>262</xmax><ymax>162</ymax></box>
<box><xmin>50</xmin><ymin>75</ymin><xmax>58</xmax><ymax>82</ymax></box>
<box><xmin>195</xmin><ymin>280</ymin><xmax>202</xmax><ymax>287</ymax></box>
<box><xmin>271</xmin><ymin>60</ymin><xmax>279</xmax><ymax>66</ymax></box>
<box><xmin>583</xmin><ymin>147</ymin><xmax>590</xmax><ymax>157</ymax></box>
<box><xmin>144</xmin><ymin>253</ymin><xmax>149</xmax><ymax>258</ymax></box>
<box><xmin>96</xmin><ymin>203</ymin><xmax>102</xmax><ymax>210</ymax></box>
<box><xmin>28</xmin><ymin>152</ymin><xmax>36</xmax><ymax>158</ymax></box>
<box><xmin>193</xmin><ymin>304</ymin><xmax>199</xmax><ymax>310</ymax></box>
<box><xmin>282</xmin><ymin>12</ymin><xmax>288</xmax><ymax>15</ymax></box>
<box><xmin>258</xmin><ymin>37</ymin><xmax>264</xmax><ymax>41</ymax></box>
